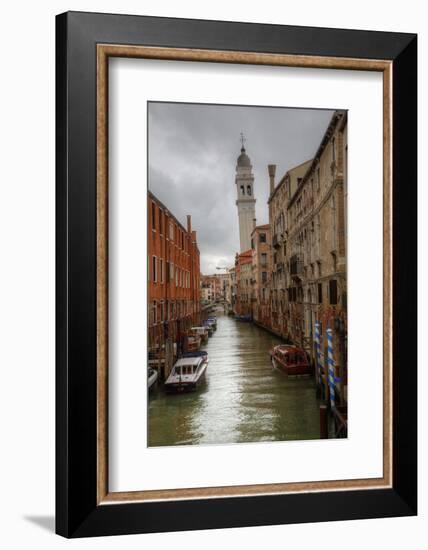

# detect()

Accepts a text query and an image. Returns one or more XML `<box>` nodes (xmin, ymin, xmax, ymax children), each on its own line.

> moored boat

<box><xmin>234</xmin><ymin>314</ymin><xmax>252</xmax><ymax>322</ymax></box>
<box><xmin>269</xmin><ymin>344</ymin><xmax>312</xmax><ymax>377</ymax></box>
<box><xmin>187</xmin><ymin>333</ymin><xmax>201</xmax><ymax>351</ymax></box>
<box><xmin>190</xmin><ymin>326</ymin><xmax>209</xmax><ymax>344</ymax></box>
<box><xmin>148</xmin><ymin>367</ymin><xmax>158</xmax><ymax>391</ymax></box>
<box><xmin>202</xmin><ymin>320</ymin><xmax>214</xmax><ymax>336</ymax></box>
<box><xmin>206</xmin><ymin>317</ymin><xmax>217</xmax><ymax>330</ymax></box>
<box><xmin>165</xmin><ymin>351</ymin><xmax>209</xmax><ymax>393</ymax></box>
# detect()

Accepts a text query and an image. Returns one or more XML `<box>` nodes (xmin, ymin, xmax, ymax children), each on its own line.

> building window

<box><xmin>261</xmin><ymin>252</ymin><xmax>267</xmax><ymax>266</ymax></box>
<box><xmin>170</xmin><ymin>262</ymin><xmax>174</xmax><ymax>281</ymax></box>
<box><xmin>259</xmin><ymin>233</ymin><xmax>266</xmax><ymax>243</ymax></box>
<box><xmin>152</xmin><ymin>256</ymin><xmax>157</xmax><ymax>282</ymax></box>
<box><xmin>169</xmin><ymin>221</ymin><xmax>174</xmax><ymax>241</ymax></box>
<box><xmin>329</xmin><ymin>279</ymin><xmax>338</xmax><ymax>305</ymax></box>
<box><xmin>247</xmin><ymin>185</ymin><xmax>251</xmax><ymax>196</ymax></box>
<box><xmin>151</xmin><ymin>203</ymin><xmax>156</xmax><ymax>230</ymax></box>
<box><xmin>318</xmin><ymin>283</ymin><xmax>323</xmax><ymax>304</ymax></box>
<box><xmin>151</xmin><ymin>301</ymin><xmax>157</xmax><ymax>324</ymax></box>
<box><xmin>240</xmin><ymin>185</ymin><xmax>245</xmax><ymax>195</ymax></box>
<box><xmin>160</xmin><ymin>301</ymin><xmax>164</xmax><ymax>322</ymax></box>
<box><xmin>158</xmin><ymin>209</ymin><xmax>163</xmax><ymax>234</ymax></box>
<box><xmin>160</xmin><ymin>258</ymin><xmax>164</xmax><ymax>283</ymax></box>
<box><xmin>262</xmin><ymin>271</ymin><xmax>267</xmax><ymax>283</ymax></box>
<box><xmin>331</xmin><ymin>252</ymin><xmax>337</xmax><ymax>272</ymax></box>
<box><xmin>317</xmin><ymin>260</ymin><xmax>322</xmax><ymax>277</ymax></box>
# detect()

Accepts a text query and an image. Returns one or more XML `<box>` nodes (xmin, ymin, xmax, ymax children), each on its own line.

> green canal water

<box><xmin>148</xmin><ymin>313</ymin><xmax>321</xmax><ymax>447</ymax></box>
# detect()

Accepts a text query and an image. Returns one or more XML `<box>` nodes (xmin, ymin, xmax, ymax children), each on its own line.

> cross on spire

<box><xmin>240</xmin><ymin>132</ymin><xmax>246</xmax><ymax>150</ymax></box>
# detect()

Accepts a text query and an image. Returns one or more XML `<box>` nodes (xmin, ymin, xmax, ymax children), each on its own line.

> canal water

<box><xmin>148</xmin><ymin>313</ymin><xmax>321</xmax><ymax>447</ymax></box>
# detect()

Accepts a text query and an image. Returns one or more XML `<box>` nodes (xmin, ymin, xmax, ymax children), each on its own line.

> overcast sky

<box><xmin>148</xmin><ymin>102</ymin><xmax>334</xmax><ymax>274</ymax></box>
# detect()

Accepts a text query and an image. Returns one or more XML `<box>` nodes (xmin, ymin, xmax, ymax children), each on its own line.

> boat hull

<box><xmin>165</xmin><ymin>372</ymin><xmax>206</xmax><ymax>393</ymax></box>
<box><xmin>148</xmin><ymin>370</ymin><xmax>158</xmax><ymax>391</ymax></box>
<box><xmin>270</xmin><ymin>352</ymin><xmax>312</xmax><ymax>377</ymax></box>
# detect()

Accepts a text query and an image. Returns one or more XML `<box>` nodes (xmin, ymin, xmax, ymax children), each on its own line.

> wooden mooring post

<box><xmin>320</xmin><ymin>404</ymin><xmax>328</xmax><ymax>439</ymax></box>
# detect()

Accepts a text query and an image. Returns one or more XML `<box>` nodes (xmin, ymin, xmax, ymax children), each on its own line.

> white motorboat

<box><xmin>165</xmin><ymin>351</ymin><xmax>208</xmax><ymax>393</ymax></box>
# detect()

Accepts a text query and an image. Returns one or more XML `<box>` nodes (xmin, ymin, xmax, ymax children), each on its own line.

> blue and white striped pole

<box><xmin>327</xmin><ymin>328</ymin><xmax>336</xmax><ymax>409</ymax></box>
<box><xmin>314</xmin><ymin>322</ymin><xmax>322</xmax><ymax>387</ymax></box>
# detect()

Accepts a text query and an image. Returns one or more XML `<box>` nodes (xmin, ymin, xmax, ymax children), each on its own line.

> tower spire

<box><xmin>235</xmin><ymin>134</ymin><xmax>256</xmax><ymax>252</ymax></box>
<box><xmin>240</xmin><ymin>131</ymin><xmax>246</xmax><ymax>151</ymax></box>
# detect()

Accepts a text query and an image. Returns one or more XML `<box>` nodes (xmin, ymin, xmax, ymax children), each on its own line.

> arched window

<box><xmin>247</xmin><ymin>185</ymin><xmax>251</xmax><ymax>195</ymax></box>
<box><xmin>240</xmin><ymin>185</ymin><xmax>244</xmax><ymax>195</ymax></box>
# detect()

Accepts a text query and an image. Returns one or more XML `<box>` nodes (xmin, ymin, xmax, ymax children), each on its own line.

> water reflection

<box><xmin>148</xmin><ymin>313</ymin><xmax>321</xmax><ymax>447</ymax></box>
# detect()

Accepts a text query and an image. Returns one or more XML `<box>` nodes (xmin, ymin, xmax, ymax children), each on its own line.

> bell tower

<box><xmin>235</xmin><ymin>133</ymin><xmax>256</xmax><ymax>252</ymax></box>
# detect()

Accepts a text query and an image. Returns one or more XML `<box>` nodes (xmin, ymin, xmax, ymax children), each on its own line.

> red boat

<box><xmin>269</xmin><ymin>344</ymin><xmax>312</xmax><ymax>376</ymax></box>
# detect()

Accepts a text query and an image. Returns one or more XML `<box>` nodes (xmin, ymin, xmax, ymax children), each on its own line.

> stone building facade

<box><xmin>268</xmin><ymin>159</ymin><xmax>312</xmax><ymax>338</ymax></box>
<box><xmin>148</xmin><ymin>191</ymin><xmax>201</xmax><ymax>360</ymax></box>
<box><xmin>267</xmin><ymin>110</ymin><xmax>348</xmax><ymax>404</ymax></box>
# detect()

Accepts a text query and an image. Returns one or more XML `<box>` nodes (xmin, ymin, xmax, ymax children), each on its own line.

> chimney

<box><xmin>268</xmin><ymin>164</ymin><xmax>276</xmax><ymax>195</ymax></box>
<box><xmin>187</xmin><ymin>214</ymin><xmax>192</xmax><ymax>233</ymax></box>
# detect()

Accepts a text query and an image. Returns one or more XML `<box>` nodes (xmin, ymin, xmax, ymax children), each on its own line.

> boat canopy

<box><xmin>174</xmin><ymin>356</ymin><xmax>202</xmax><ymax>367</ymax></box>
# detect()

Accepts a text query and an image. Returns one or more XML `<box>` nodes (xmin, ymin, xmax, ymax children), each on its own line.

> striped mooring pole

<box><xmin>326</xmin><ymin>327</ymin><xmax>336</xmax><ymax>409</ymax></box>
<box><xmin>314</xmin><ymin>322</ymin><xmax>322</xmax><ymax>388</ymax></box>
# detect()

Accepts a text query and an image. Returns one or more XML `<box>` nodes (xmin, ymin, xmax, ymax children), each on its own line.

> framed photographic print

<box><xmin>56</xmin><ymin>11</ymin><xmax>417</xmax><ymax>538</ymax></box>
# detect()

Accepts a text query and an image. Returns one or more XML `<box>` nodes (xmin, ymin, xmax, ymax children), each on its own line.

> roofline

<box><xmin>251</xmin><ymin>223</ymin><xmax>270</xmax><ymax>235</ymax></box>
<box><xmin>268</xmin><ymin>158</ymin><xmax>313</xmax><ymax>204</ymax></box>
<box><xmin>148</xmin><ymin>190</ymin><xmax>197</xmax><ymax>243</ymax></box>
<box><xmin>288</xmin><ymin>110</ymin><xmax>347</xmax><ymax>209</ymax></box>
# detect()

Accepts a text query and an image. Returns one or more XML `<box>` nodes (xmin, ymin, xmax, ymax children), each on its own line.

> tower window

<box><xmin>247</xmin><ymin>185</ymin><xmax>251</xmax><ymax>196</ymax></box>
<box><xmin>240</xmin><ymin>185</ymin><xmax>245</xmax><ymax>195</ymax></box>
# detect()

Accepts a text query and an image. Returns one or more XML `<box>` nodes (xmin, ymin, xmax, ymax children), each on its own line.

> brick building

<box><xmin>235</xmin><ymin>250</ymin><xmax>253</xmax><ymax>316</ymax></box>
<box><xmin>201</xmin><ymin>273</ymin><xmax>228</xmax><ymax>304</ymax></box>
<box><xmin>250</xmin><ymin>224</ymin><xmax>271</xmax><ymax>325</ymax></box>
<box><xmin>148</xmin><ymin>191</ymin><xmax>201</xmax><ymax>365</ymax></box>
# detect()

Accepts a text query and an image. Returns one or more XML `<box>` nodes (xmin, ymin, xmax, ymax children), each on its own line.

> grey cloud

<box><xmin>148</xmin><ymin>102</ymin><xmax>334</xmax><ymax>273</ymax></box>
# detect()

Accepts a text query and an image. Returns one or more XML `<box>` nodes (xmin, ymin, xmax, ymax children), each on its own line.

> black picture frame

<box><xmin>56</xmin><ymin>11</ymin><xmax>417</xmax><ymax>538</ymax></box>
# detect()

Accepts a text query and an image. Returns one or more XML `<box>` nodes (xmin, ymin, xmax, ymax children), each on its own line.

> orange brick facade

<box><xmin>235</xmin><ymin>249</ymin><xmax>253</xmax><ymax>316</ymax></box>
<box><xmin>148</xmin><ymin>191</ymin><xmax>201</xmax><ymax>352</ymax></box>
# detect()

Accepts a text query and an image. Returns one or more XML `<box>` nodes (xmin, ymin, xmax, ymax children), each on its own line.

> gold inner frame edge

<box><xmin>96</xmin><ymin>44</ymin><xmax>393</xmax><ymax>504</ymax></box>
